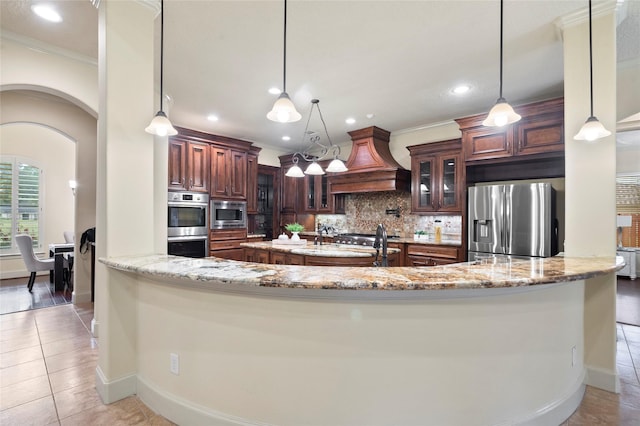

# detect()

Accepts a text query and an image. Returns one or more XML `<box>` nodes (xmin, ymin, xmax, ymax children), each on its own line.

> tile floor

<box><xmin>0</xmin><ymin>283</ymin><xmax>638</xmax><ymax>425</ymax></box>
<box><xmin>0</xmin><ymin>277</ymin><xmax>72</xmax><ymax>316</ymax></box>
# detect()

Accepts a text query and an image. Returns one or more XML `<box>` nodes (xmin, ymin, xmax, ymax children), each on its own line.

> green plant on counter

<box><xmin>285</xmin><ymin>223</ymin><xmax>305</xmax><ymax>233</ymax></box>
<box><xmin>415</xmin><ymin>230</ymin><xmax>425</xmax><ymax>235</ymax></box>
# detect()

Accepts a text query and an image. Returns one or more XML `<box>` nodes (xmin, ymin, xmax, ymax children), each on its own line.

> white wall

<box><xmin>0</xmin><ymin>123</ymin><xmax>75</xmax><ymax>275</ymax></box>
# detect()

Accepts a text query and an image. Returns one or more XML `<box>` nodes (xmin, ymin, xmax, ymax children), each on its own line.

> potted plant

<box><xmin>285</xmin><ymin>223</ymin><xmax>305</xmax><ymax>241</ymax></box>
<box><xmin>414</xmin><ymin>230</ymin><xmax>427</xmax><ymax>241</ymax></box>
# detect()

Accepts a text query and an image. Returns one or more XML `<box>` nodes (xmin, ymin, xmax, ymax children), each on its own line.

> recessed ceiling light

<box><xmin>268</xmin><ymin>87</ymin><xmax>281</xmax><ymax>95</ymax></box>
<box><xmin>31</xmin><ymin>4</ymin><xmax>62</xmax><ymax>23</ymax></box>
<box><xmin>282</xmin><ymin>136</ymin><xmax>291</xmax><ymax>141</ymax></box>
<box><xmin>207</xmin><ymin>114</ymin><xmax>219</xmax><ymax>122</ymax></box>
<box><xmin>452</xmin><ymin>85</ymin><xmax>471</xmax><ymax>95</ymax></box>
<box><xmin>345</xmin><ymin>118</ymin><xmax>356</xmax><ymax>125</ymax></box>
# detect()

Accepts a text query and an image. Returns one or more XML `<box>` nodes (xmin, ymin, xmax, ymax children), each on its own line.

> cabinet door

<box><xmin>246</xmin><ymin>152</ymin><xmax>258</xmax><ymax>214</ymax></box>
<box><xmin>462</xmin><ymin>127</ymin><xmax>512</xmax><ymax>162</ymax></box>
<box><xmin>187</xmin><ymin>141</ymin><xmax>209</xmax><ymax>193</ymax></box>
<box><xmin>210</xmin><ymin>146</ymin><xmax>229</xmax><ymax>198</ymax></box>
<box><xmin>168</xmin><ymin>139</ymin><xmax>187</xmax><ymax>191</ymax></box>
<box><xmin>317</xmin><ymin>175</ymin><xmax>332</xmax><ymax>212</ymax></box>
<box><xmin>281</xmin><ymin>174</ymin><xmax>298</xmax><ymax>213</ymax></box>
<box><xmin>514</xmin><ymin>114</ymin><xmax>564</xmax><ymax>157</ymax></box>
<box><xmin>228</xmin><ymin>149</ymin><xmax>247</xmax><ymax>199</ymax></box>
<box><xmin>411</xmin><ymin>156</ymin><xmax>436</xmax><ymax>212</ymax></box>
<box><xmin>437</xmin><ymin>153</ymin><xmax>462</xmax><ymax>212</ymax></box>
<box><xmin>305</xmin><ymin>174</ymin><xmax>316</xmax><ymax>211</ymax></box>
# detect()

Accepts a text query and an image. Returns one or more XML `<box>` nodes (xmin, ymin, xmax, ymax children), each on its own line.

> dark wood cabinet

<box><xmin>246</xmin><ymin>148</ymin><xmax>260</xmax><ymax>214</ymax></box>
<box><xmin>270</xmin><ymin>252</ymin><xmax>304</xmax><ymax>265</ymax></box>
<box><xmin>279</xmin><ymin>155</ymin><xmax>299</xmax><ymax>214</ymax></box>
<box><xmin>303</xmin><ymin>173</ymin><xmax>333</xmax><ymax>213</ymax></box>
<box><xmin>211</xmin><ymin>146</ymin><xmax>247</xmax><ymax>200</ymax></box>
<box><xmin>408</xmin><ymin>139</ymin><xmax>463</xmax><ymax>214</ymax></box>
<box><xmin>456</xmin><ymin>98</ymin><xmax>564</xmax><ymax>164</ymax></box>
<box><xmin>405</xmin><ymin>244</ymin><xmax>462</xmax><ymax>266</ymax></box>
<box><xmin>244</xmin><ymin>248</ymin><xmax>270</xmax><ymax>263</ymax></box>
<box><xmin>168</xmin><ymin>138</ymin><xmax>210</xmax><ymax>193</ymax></box>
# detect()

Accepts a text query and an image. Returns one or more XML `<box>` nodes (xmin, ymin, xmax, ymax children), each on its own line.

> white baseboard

<box><xmin>136</xmin><ymin>376</ymin><xmax>271</xmax><ymax>426</ymax></box>
<box><xmin>508</xmin><ymin>370</ymin><xmax>586</xmax><ymax>425</ymax></box>
<box><xmin>585</xmin><ymin>365</ymin><xmax>621</xmax><ymax>393</ymax></box>
<box><xmin>95</xmin><ymin>366</ymin><xmax>137</xmax><ymax>405</ymax></box>
<box><xmin>90</xmin><ymin>318</ymin><xmax>99</xmax><ymax>338</ymax></box>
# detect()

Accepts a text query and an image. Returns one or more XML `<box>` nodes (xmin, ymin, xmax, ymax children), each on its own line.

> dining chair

<box><xmin>15</xmin><ymin>234</ymin><xmax>55</xmax><ymax>292</ymax></box>
<box><xmin>63</xmin><ymin>231</ymin><xmax>75</xmax><ymax>243</ymax></box>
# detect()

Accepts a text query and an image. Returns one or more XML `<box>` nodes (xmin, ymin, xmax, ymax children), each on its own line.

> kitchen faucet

<box><xmin>373</xmin><ymin>223</ymin><xmax>388</xmax><ymax>267</ymax></box>
<box><xmin>315</xmin><ymin>224</ymin><xmax>331</xmax><ymax>246</ymax></box>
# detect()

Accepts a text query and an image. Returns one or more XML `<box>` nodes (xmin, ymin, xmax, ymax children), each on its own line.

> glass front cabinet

<box><xmin>407</xmin><ymin>139</ymin><xmax>463</xmax><ymax>214</ymax></box>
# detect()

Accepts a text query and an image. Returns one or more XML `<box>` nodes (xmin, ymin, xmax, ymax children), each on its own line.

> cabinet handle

<box><xmin>182</xmin><ymin>178</ymin><xmax>185</xmax><ymax>186</ymax></box>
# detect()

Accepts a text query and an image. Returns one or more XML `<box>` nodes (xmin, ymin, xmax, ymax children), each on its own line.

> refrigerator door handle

<box><xmin>504</xmin><ymin>189</ymin><xmax>511</xmax><ymax>253</ymax></box>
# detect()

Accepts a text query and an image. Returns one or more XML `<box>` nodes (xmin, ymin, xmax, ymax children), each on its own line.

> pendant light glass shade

<box><xmin>483</xmin><ymin>0</ymin><xmax>521</xmax><ymax>128</ymax></box>
<box><xmin>482</xmin><ymin>98</ymin><xmax>521</xmax><ymax>127</ymax></box>
<box><xmin>267</xmin><ymin>0</ymin><xmax>301</xmax><ymax>123</ymax></box>
<box><xmin>145</xmin><ymin>111</ymin><xmax>178</xmax><ymax>136</ymax></box>
<box><xmin>145</xmin><ymin>0</ymin><xmax>177</xmax><ymax>136</ymax></box>
<box><xmin>267</xmin><ymin>92</ymin><xmax>302</xmax><ymax>123</ymax></box>
<box><xmin>325</xmin><ymin>158</ymin><xmax>348</xmax><ymax>173</ymax></box>
<box><xmin>574</xmin><ymin>116</ymin><xmax>612</xmax><ymax>141</ymax></box>
<box><xmin>574</xmin><ymin>0</ymin><xmax>611</xmax><ymax>142</ymax></box>
<box><xmin>285</xmin><ymin>164</ymin><xmax>305</xmax><ymax>177</ymax></box>
<box><xmin>304</xmin><ymin>161</ymin><xmax>325</xmax><ymax>175</ymax></box>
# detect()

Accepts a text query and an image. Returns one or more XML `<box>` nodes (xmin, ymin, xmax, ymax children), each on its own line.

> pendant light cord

<box><xmin>588</xmin><ymin>0</ymin><xmax>594</xmax><ymax>117</ymax></box>
<box><xmin>282</xmin><ymin>0</ymin><xmax>288</xmax><ymax>93</ymax></box>
<box><xmin>499</xmin><ymin>0</ymin><xmax>504</xmax><ymax>100</ymax></box>
<box><xmin>160</xmin><ymin>0</ymin><xmax>165</xmax><ymax>112</ymax></box>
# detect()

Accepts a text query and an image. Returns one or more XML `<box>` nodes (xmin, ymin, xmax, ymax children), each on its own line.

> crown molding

<box><xmin>554</xmin><ymin>0</ymin><xmax>623</xmax><ymax>39</ymax></box>
<box><xmin>1</xmin><ymin>30</ymin><xmax>97</xmax><ymax>66</ymax></box>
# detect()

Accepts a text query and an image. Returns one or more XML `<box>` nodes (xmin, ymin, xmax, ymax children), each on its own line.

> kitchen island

<box><xmin>241</xmin><ymin>241</ymin><xmax>401</xmax><ymax>266</ymax></box>
<box><xmin>100</xmin><ymin>254</ymin><xmax>623</xmax><ymax>426</ymax></box>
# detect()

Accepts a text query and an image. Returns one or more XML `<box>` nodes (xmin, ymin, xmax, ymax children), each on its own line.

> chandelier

<box><xmin>285</xmin><ymin>99</ymin><xmax>348</xmax><ymax>177</ymax></box>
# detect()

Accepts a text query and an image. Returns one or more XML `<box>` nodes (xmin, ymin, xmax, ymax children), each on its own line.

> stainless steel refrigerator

<box><xmin>468</xmin><ymin>183</ymin><xmax>558</xmax><ymax>259</ymax></box>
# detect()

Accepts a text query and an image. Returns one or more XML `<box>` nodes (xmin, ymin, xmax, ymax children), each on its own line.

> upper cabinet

<box><xmin>407</xmin><ymin>139</ymin><xmax>463</xmax><ymax>214</ymax></box>
<box><xmin>169</xmin><ymin>127</ymin><xmax>258</xmax><ymax>200</ymax></box>
<box><xmin>210</xmin><ymin>146</ymin><xmax>247</xmax><ymax>200</ymax></box>
<box><xmin>456</xmin><ymin>98</ymin><xmax>564</xmax><ymax>163</ymax></box>
<box><xmin>168</xmin><ymin>137</ymin><xmax>209</xmax><ymax>193</ymax></box>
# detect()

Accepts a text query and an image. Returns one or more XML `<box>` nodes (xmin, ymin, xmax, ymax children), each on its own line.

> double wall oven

<box><xmin>167</xmin><ymin>191</ymin><xmax>209</xmax><ymax>258</ymax></box>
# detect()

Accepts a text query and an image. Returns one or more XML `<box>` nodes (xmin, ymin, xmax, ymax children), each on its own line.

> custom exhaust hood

<box><xmin>330</xmin><ymin>126</ymin><xmax>410</xmax><ymax>194</ymax></box>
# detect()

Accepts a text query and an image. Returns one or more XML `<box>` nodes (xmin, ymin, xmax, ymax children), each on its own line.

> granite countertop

<box><xmin>101</xmin><ymin>254</ymin><xmax>624</xmax><ymax>291</ymax></box>
<box><xmin>241</xmin><ymin>242</ymin><xmax>400</xmax><ymax>258</ymax></box>
<box><xmin>246</xmin><ymin>234</ymin><xmax>266</xmax><ymax>239</ymax></box>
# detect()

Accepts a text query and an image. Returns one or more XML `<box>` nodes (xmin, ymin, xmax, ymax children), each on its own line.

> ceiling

<box><xmin>1</xmin><ymin>0</ymin><xmax>639</xmax><ymax>153</ymax></box>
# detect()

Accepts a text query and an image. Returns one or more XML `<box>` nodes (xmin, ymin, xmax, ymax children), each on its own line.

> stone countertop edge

<box><xmin>100</xmin><ymin>254</ymin><xmax>624</xmax><ymax>292</ymax></box>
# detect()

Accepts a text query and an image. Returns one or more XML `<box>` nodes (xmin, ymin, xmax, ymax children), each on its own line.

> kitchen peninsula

<box><xmin>101</xmin><ymin>254</ymin><xmax>622</xmax><ymax>426</ymax></box>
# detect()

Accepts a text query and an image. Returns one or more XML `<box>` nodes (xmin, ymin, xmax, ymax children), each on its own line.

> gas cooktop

<box><xmin>334</xmin><ymin>233</ymin><xmax>399</xmax><ymax>247</ymax></box>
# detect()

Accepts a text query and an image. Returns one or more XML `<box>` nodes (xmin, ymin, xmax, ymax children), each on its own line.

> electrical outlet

<box><xmin>170</xmin><ymin>353</ymin><xmax>179</xmax><ymax>375</ymax></box>
<box><xmin>572</xmin><ymin>346</ymin><xmax>577</xmax><ymax>367</ymax></box>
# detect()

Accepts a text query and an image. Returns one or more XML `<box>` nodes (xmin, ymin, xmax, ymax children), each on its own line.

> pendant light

<box><xmin>267</xmin><ymin>0</ymin><xmax>301</xmax><ymax>123</ymax></box>
<box><xmin>285</xmin><ymin>99</ymin><xmax>348</xmax><ymax>177</ymax></box>
<box><xmin>145</xmin><ymin>0</ymin><xmax>177</xmax><ymax>136</ymax></box>
<box><xmin>483</xmin><ymin>0</ymin><xmax>521</xmax><ymax>127</ymax></box>
<box><xmin>574</xmin><ymin>0</ymin><xmax>611</xmax><ymax>141</ymax></box>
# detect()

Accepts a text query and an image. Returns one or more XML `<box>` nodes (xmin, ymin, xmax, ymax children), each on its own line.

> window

<box><xmin>0</xmin><ymin>157</ymin><xmax>44</xmax><ymax>254</ymax></box>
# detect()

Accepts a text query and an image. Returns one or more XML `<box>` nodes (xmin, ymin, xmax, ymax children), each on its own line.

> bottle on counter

<box><xmin>434</xmin><ymin>220</ymin><xmax>442</xmax><ymax>243</ymax></box>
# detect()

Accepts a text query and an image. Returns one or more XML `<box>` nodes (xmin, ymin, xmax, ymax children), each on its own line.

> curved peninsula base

<box><xmin>123</xmin><ymin>276</ymin><xmax>587</xmax><ymax>426</ymax></box>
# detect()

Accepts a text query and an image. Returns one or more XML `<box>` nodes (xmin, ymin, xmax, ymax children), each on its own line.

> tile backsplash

<box><xmin>316</xmin><ymin>191</ymin><xmax>462</xmax><ymax>241</ymax></box>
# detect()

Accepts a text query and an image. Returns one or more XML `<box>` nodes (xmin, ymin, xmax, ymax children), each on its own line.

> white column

<box><xmin>95</xmin><ymin>0</ymin><xmax>163</xmax><ymax>403</ymax></box>
<box><xmin>559</xmin><ymin>3</ymin><xmax>618</xmax><ymax>392</ymax></box>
